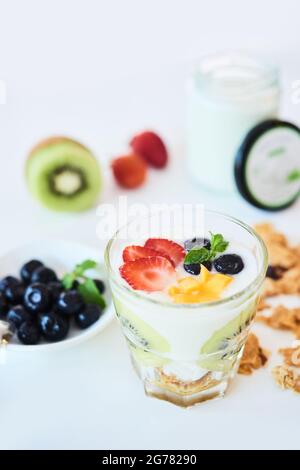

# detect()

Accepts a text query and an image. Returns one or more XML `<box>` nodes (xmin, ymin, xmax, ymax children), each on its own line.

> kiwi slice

<box><xmin>26</xmin><ymin>137</ymin><xmax>102</xmax><ymax>212</ymax></box>
<box><xmin>198</xmin><ymin>304</ymin><xmax>256</xmax><ymax>372</ymax></box>
<box><xmin>113</xmin><ymin>297</ymin><xmax>170</xmax><ymax>367</ymax></box>
<box><xmin>127</xmin><ymin>343</ymin><xmax>169</xmax><ymax>367</ymax></box>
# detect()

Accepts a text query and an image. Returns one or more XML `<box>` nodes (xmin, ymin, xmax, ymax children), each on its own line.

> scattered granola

<box><xmin>238</xmin><ymin>334</ymin><xmax>269</xmax><ymax>376</ymax></box>
<box><xmin>256</xmin><ymin>305</ymin><xmax>300</xmax><ymax>336</ymax></box>
<box><xmin>279</xmin><ymin>344</ymin><xmax>300</xmax><ymax>368</ymax></box>
<box><xmin>257</xmin><ymin>298</ymin><xmax>270</xmax><ymax>312</ymax></box>
<box><xmin>272</xmin><ymin>365</ymin><xmax>300</xmax><ymax>394</ymax></box>
<box><xmin>239</xmin><ymin>224</ymin><xmax>300</xmax><ymax>394</ymax></box>
<box><xmin>254</xmin><ymin>223</ymin><xmax>300</xmax><ymax>296</ymax></box>
<box><xmin>261</xmin><ymin>278</ymin><xmax>281</xmax><ymax>297</ymax></box>
<box><xmin>254</xmin><ymin>223</ymin><xmax>300</xmax><ymax>394</ymax></box>
<box><xmin>255</xmin><ymin>223</ymin><xmax>288</xmax><ymax>248</ymax></box>
<box><xmin>266</xmin><ymin>244</ymin><xmax>296</xmax><ymax>270</ymax></box>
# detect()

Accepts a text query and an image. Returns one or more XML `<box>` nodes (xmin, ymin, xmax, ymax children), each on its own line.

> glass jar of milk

<box><xmin>187</xmin><ymin>52</ymin><xmax>280</xmax><ymax>192</ymax></box>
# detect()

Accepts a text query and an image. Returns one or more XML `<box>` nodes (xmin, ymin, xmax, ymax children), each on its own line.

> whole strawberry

<box><xmin>130</xmin><ymin>131</ymin><xmax>168</xmax><ymax>169</ymax></box>
<box><xmin>111</xmin><ymin>154</ymin><xmax>147</xmax><ymax>189</ymax></box>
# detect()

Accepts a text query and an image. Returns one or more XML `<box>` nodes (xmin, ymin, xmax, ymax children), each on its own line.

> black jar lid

<box><xmin>234</xmin><ymin>119</ymin><xmax>300</xmax><ymax>211</ymax></box>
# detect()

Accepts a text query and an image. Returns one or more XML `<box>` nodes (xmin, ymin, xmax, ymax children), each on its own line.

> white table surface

<box><xmin>0</xmin><ymin>16</ymin><xmax>300</xmax><ymax>448</ymax></box>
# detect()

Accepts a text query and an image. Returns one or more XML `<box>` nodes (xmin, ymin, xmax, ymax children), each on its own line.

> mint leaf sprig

<box><xmin>210</xmin><ymin>232</ymin><xmax>229</xmax><ymax>258</ymax></box>
<box><xmin>184</xmin><ymin>233</ymin><xmax>229</xmax><ymax>265</ymax></box>
<box><xmin>62</xmin><ymin>260</ymin><xmax>97</xmax><ymax>289</ymax></box>
<box><xmin>184</xmin><ymin>247</ymin><xmax>211</xmax><ymax>265</ymax></box>
<box><xmin>62</xmin><ymin>259</ymin><xmax>106</xmax><ymax>309</ymax></box>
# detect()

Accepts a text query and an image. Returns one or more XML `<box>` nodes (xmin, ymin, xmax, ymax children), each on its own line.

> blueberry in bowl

<box><xmin>31</xmin><ymin>266</ymin><xmax>58</xmax><ymax>284</ymax></box>
<box><xmin>38</xmin><ymin>312</ymin><xmax>70</xmax><ymax>342</ymax></box>
<box><xmin>18</xmin><ymin>320</ymin><xmax>41</xmax><ymax>345</ymax></box>
<box><xmin>75</xmin><ymin>304</ymin><xmax>103</xmax><ymax>329</ymax></box>
<box><xmin>71</xmin><ymin>280</ymin><xmax>80</xmax><ymax>289</ymax></box>
<box><xmin>93</xmin><ymin>279</ymin><xmax>105</xmax><ymax>294</ymax></box>
<box><xmin>0</xmin><ymin>292</ymin><xmax>8</xmax><ymax>320</ymax></box>
<box><xmin>24</xmin><ymin>283</ymin><xmax>52</xmax><ymax>314</ymax></box>
<box><xmin>5</xmin><ymin>283</ymin><xmax>25</xmax><ymax>305</ymax></box>
<box><xmin>0</xmin><ymin>276</ymin><xmax>21</xmax><ymax>294</ymax></box>
<box><xmin>20</xmin><ymin>260</ymin><xmax>44</xmax><ymax>284</ymax></box>
<box><xmin>48</xmin><ymin>281</ymin><xmax>63</xmax><ymax>301</ymax></box>
<box><xmin>57</xmin><ymin>290</ymin><xmax>85</xmax><ymax>316</ymax></box>
<box><xmin>7</xmin><ymin>305</ymin><xmax>31</xmax><ymax>328</ymax></box>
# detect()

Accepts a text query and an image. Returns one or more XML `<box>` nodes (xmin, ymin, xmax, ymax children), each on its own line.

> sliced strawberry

<box><xmin>144</xmin><ymin>238</ymin><xmax>185</xmax><ymax>267</ymax></box>
<box><xmin>130</xmin><ymin>131</ymin><xmax>168</xmax><ymax>168</ymax></box>
<box><xmin>123</xmin><ymin>245</ymin><xmax>161</xmax><ymax>262</ymax></box>
<box><xmin>111</xmin><ymin>153</ymin><xmax>147</xmax><ymax>189</ymax></box>
<box><xmin>119</xmin><ymin>256</ymin><xmax>176</xmax><ymax>292</ymax></box>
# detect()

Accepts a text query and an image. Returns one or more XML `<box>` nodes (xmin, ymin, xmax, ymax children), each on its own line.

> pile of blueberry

<box><xmin>0</xmin><ymin>260</ymin><xmax>106</xmax><ymax>345</ymax></box>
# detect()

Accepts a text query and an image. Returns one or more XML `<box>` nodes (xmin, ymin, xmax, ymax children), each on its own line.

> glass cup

<box><xmin>105</xmin><ymin>210</ymin><xmax>268</xmax><ymax>407</ymax></box>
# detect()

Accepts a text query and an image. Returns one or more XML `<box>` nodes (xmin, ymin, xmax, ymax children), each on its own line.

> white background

<box><xmin>0</xmin><ymin>0</ymin><xmax>300</xmax><ymax>450</ymax></box>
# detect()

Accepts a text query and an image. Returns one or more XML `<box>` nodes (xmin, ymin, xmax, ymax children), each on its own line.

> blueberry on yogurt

<box><xmin>214</xmin><ymin>254</ymin><xmax>244</xmax><ymax>275</ymax></box>
<box><xmin>184</xmin><ymin>237</ymin><xmax>211</xmax><ymax>252</ymax></box>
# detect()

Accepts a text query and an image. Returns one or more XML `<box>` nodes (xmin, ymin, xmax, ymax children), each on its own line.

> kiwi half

<box><xmin>26</xmin><ymin>137</ymin><xmax>102</xmax><ymax>212</ymax></box>
<box><xmin>113</xmin><ymin>297</ymin><xmax>170</xmax><ymax>367</ymax></box>
<box><xmin>198</xmin><ymin>304</ymin><xmax>256</xmax><ymax>372</ymax></box>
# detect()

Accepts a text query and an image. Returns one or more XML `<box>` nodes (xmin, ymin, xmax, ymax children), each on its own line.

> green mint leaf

<box><xmin>78</xmin><ymin>279</ymin><xmax>106</xmax><ymax>310</ymax></box>
<box><xmin>210</xmin><ymin>232</ymin><xmax>229</xmax><ymax>255</ymax></box>
<box><xmin>184</xmin><ymin>247</ymin><xmax>211</xmax><ymax>265</ymax></box>
<box><xmin>74</xmin><ymin>259</ymin><xmax>98</xmax><ymax>277</ymax></box>
<box><xmin>62</xmin><ymin>259</ymin><xmax>99</xmax><ymax>290</ymax></box>
<box><xmin>184</xmin><ymin>233</ymin><xmax>229</xmax><ymax>266</ymax></box>
<box><xmin>62</xmin><ymin>273</ymin><xmax>76</xmax><ymax>290</ymax></box>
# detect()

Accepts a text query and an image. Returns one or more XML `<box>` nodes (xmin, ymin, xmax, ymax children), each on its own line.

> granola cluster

<box><xmin>257</xmin><ymin>305</ymin><xmax>300</xmax><ymax>338</ymax></box>
<box><xmin>248</xmin><ymin>223</ymin><xmax>300</xmax><ymax>393</ymax></box>
<box><xmin>238</xmin><ymin>334</ymin><xmax>269</xmax><ymax>376</ymax></box>
<box><xmin>279</xmin><ymin>343</ymin><xmax>300</xmax><ymax>367</ymax></box>
<box><xmin>272</xmin><ymin>365</ymin><xmax>300</xmax><ymax>393</ymax></box>
<box><xmin>255</xmin><ymin>223</ymin><xmax>300</xmax><ymax>296</ymax></box>
<box><xmin>271</xmin><ymin>343</ymin><xmax>300</xmax><ymax>393</ymax></box>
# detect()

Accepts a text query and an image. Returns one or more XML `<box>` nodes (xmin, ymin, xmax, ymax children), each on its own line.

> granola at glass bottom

<box><xmin>256</xmin><ymin>305</ymin><xmax>300</xmax><ymax>338</ymax></box>
<box><xmin>238</xmin><ymin>333</ymin><xmax>269</xmax><ymax>376</ymax></box>
<box><xmin>155</xmin><ymin>369</ymin><xmax>219</xmax><ymax>395</ymax></box>
<box><xmin>272</xmin><ymin>365</ymin><xmax>300</xmax><ymax>394</ymax></box>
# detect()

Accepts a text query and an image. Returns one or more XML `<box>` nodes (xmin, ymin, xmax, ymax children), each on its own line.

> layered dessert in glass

<box><xmin>105</xmin><ymin>209</ymin><xmax>267</xmax><ymax>407</ymax></box>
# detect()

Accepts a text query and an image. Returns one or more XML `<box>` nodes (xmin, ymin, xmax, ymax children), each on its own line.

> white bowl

<box><xmin>0</xmin><ymin>240</ymin><xmax>115</xmax><ymax>352</ymax></box>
